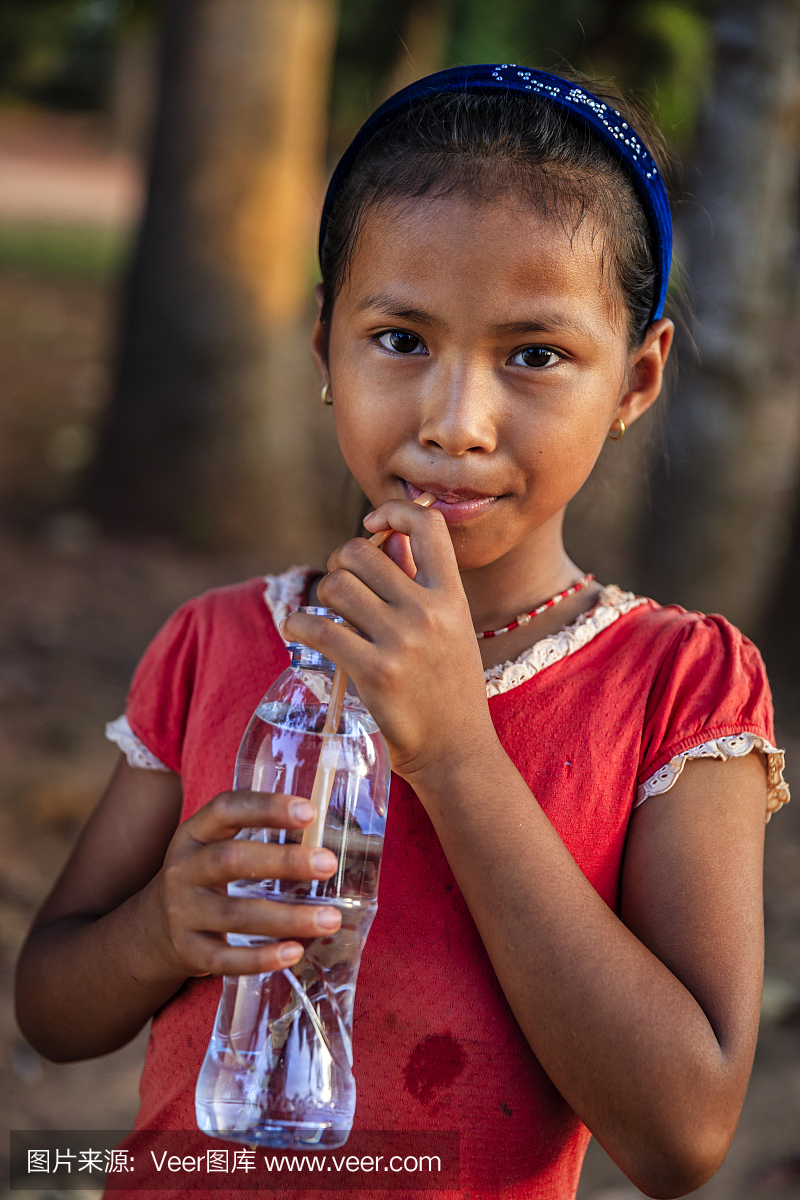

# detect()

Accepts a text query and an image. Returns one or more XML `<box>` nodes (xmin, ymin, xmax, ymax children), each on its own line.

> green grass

<box><xmin>0</xmin><ymin>222</ymin><xmax>132</xmax><ymax>278</ymax></box>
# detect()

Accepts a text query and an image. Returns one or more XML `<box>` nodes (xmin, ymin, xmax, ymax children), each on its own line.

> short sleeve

<box><xmin>637</xmin><ymin>613</ymin><xmax>788</xmax><ymax>818</ymax></box>
<box><xmin>122</xmin><ymin>599</ymin><xmax>200</xmax><ymax>775</ymax></box>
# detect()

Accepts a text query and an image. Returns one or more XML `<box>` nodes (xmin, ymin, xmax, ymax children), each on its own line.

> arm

<box><xmin>411</xmin><ymin>748</ymin><xmax>765</xmax><ymax>1199</ymax></box>
<box><xmin>284</xmin><ymin>501</ymin><xmax>766</xmax><ymax>1200</ymax></box>
<box><xmin>15</xmin><ymin>757</ymin><xmax>344</xmax><ymax>1062</ymax></box>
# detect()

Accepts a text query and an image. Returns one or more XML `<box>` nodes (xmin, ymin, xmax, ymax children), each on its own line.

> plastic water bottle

<box><xmin>195</xmin><ymin>608</ymin><xmax>390</xmax><ymax>1149</ymax></box>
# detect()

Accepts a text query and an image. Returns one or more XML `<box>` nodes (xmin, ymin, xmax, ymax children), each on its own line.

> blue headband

<box><xmin>319</xmin><ymin>64</ymin><xmax>672</xmax><ymax>322</ymax></box>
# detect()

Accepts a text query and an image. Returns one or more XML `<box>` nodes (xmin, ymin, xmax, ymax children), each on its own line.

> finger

<box><xmin>286</xmin><ymin>574</ymin><xmax>423</xmax><ymax>676</ymax></box>
<box><xmin>189</xmin><ymin>892</ymin><xmax>343</xmax><ymax>939</ymax></box>
<box><xmin>281</xmin><ymin>612</ymin><xmax>383</xmax><ymax>692</ymax></box>
<box><xmin>182</xmin><ymin>791</ymin><xmax>317</xmax><ymax>845</ymax></box>
<box><xmin>320</xmin><ymin>544</ymin><xmax>406</xmax><ymax>608</ymax></box>
<box><xmin>282</xmin><ymin>604</ymin><xmax>392</xmax><ymax>694</ymax></box>
<box><xmin>323</xmin><ymin>534</ymin><xmax>437</xmax><ymax>611</ymax></box>
<box><xmin>288</xmin><ymin>529</ymin><xmax>450</xmax><ymax>656</ymax></box>
<box><xmin>286</xmin><ymin>554</ymin><xmax>408</xmax><ymax>656</ymax></box>
<box><xmin>186</xmin><ymin>931</ymin><xmax>306</xmax><ymax>976</ymax></box>
<box><xmin>187</xmin><ymin>837</ymin><xmax>338</xmax><ymax>888</ymax></box>
<box><xmin>365</xmin><ymin>490</ymin><xmax>436</xmax><ymax>548</ymax></box>
<box><xmin>316</xmin><ymin>547</ymin><xmax>418</xmax><ymax>620</ymax></box>
<box><xmin>361</xmin><ymin>500</ymin><xmax>457</xmax><ymax>588</ymax></box>
<box><xmin>380</xmin><ymin>530</ymin><xmax>417</xmax><ymax>577</ymax></box>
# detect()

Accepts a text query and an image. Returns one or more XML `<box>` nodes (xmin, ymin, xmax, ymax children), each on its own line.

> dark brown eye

<box><xmin>379</xmin><ymin>330</ymin><xmax>426</xmax><ymax>354</ymax></box>
<box><xmin>512</xmin><ymin>347</ymin><xmax>560</xmax><ymax>369</ymax></box>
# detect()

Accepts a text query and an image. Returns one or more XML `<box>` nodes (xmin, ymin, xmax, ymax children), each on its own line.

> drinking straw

<box><xmin>300</xmin><ymin>666</ymin><xmax>349</xmax><ymax>849</ymax></box>
<box><xmin>301</xmin><ymin>491</ymin><xmax>436</xmax><ymax>850</ymax></box>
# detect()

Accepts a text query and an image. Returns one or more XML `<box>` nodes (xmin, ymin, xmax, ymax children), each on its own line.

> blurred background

<box><xmin>1</xmin><ymin>1</ymin><xmax>799</xmax><ymax>1197</ymax></box>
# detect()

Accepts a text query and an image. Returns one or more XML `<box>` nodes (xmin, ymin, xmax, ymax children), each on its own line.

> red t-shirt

<box><xmin>111</xmin><ymin>574</ymin><xmax>781</xmax><ymax>1199</ymax></box>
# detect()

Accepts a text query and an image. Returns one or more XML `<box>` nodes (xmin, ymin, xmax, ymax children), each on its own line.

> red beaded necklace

<box><xmin>477</xmin><ymin>573</ymin><xmax>595</xmax><ymax>639</ymax></box>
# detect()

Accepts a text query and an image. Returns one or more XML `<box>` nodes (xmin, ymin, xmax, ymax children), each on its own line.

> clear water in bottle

<box><xmin>195</xmin><ymin>610</ymin><xmax>390</xmax><ymax>1149</ymax></box>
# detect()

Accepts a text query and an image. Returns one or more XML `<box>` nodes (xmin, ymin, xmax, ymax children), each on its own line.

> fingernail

<box><xmin>316</xmin><ymin>906</ymin><xmax>341</xmax><ymax>930</ymax></box>
<box><xmin>362</xmin><ymin>511</ymin><xmax>374</xmax><ymax>523</ymax></box>
<box><xmin>279</xmin><ymin>943</ymin><xmax>303</xmax><ymax>964</ymax></box>
<box><xmin>278</xmin><ymin>618</ymin><xmax>287</xmax><ymax>636</ymax></box>
<box><xmin>290</xmin><ymin>800</ymin><xmax>315</xmax><ymax>822</ymax></box>
<box><xmin>312</xmin><ymin>850</ymin><xmax>336</xmax><ymax>872</ymax></box>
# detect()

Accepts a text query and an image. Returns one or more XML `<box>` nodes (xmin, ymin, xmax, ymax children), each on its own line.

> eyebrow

<box><xmin>353</xmin><ymin>293</ymin><xmax>441</xmax><ymax>326</ymax></box>
<box><xmin>353</xmin><ymin>293</ymin><xmax>593</xmax><ymax>339</ymax></box>
<box><xmin>490</xmin><ymin>315</ymin><xmax>593</xmax><ymax>338</ymax></box>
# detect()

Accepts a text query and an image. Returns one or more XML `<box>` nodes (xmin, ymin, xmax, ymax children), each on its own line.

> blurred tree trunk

<box><xmin>637</xmin><ymin>0</ymin><xmax>800</xmax><ymax>631</ymax></box>
<box><xmin>88</xmin><ymin>0</ymin><xmax>339</xmax><ymax>556</ymax></box>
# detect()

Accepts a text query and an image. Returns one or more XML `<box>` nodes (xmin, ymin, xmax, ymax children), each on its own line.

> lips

<box><xmin>403</xmin><ymin>480</ymin><xmax>501</xmax><ymax>523</ymax></box>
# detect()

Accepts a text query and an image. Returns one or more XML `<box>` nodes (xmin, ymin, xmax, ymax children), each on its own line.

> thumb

<box><xmin>382</xmin><ymin>531</ymin><xmax>418</xmax><ymax>578</ymax></box>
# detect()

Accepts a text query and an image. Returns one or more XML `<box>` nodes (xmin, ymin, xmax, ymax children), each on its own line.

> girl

<box><xmin>15</xmin><ymin>65</ymin><xmax>789</xmax><ymax>1200</ymax></box>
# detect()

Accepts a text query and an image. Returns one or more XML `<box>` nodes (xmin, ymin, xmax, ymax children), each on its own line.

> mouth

<box><xmin>403</xmin><ymin>480</ymin><xmax>502</xmax><ymax>523</ymax></box>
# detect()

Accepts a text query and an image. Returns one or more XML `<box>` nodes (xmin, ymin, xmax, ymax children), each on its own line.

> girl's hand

<box><xmin>283</xmin><ymin>500</ymin><xmax>501</xmax><ymax>783</ymax></box>
<box><xmin>150</xmin><ymin>791</ymin><xmax>340</xmax><ymax>978</ymax></box>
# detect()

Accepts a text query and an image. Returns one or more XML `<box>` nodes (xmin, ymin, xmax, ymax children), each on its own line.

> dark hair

<box><xmin>319</xmin><ymin>73</ymin><xmax>672</xmax><ymax>348</ymax></box>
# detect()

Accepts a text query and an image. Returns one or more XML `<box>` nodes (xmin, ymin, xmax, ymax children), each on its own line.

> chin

<box><xmin>448</xmin><ymin>529</ymin><xmax>510</xmax><ymax>572</ymax></box>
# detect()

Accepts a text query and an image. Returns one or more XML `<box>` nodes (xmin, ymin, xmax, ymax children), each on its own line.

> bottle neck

<box><xmin>286</xmin><ymin>606</ymin><xmax>348</xmax><ymax>673</ymax></box>
<box><xmin>290</xmin><ymin>645</ymin><xmax>336</xmax><ymax>672</ymax></box>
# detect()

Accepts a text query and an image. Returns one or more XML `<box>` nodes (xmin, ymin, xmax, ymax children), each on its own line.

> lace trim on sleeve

<box><xmin>636</xmin><ymin>734</ymin><xmax>790</xmax><ymax>821</ymax></box>
<box><xmin>105</xmin><ymin>714</ymin><xmax>171</xmax><ymax>772</ymax></box>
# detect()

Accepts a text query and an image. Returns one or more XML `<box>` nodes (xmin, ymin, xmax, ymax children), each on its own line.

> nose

<box><xmin>417</xmin><ymin>366</ymin><xmax>498</xmax><ymax>456</ymax></box>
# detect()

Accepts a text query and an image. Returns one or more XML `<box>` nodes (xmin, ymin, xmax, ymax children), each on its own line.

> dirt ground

<box><xmin>2</xmin><ymin>263</ymin><xmax>800</xmax><ymax>1200</ymax></box>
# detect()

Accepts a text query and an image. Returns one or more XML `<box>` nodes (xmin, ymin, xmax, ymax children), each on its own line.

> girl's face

<box><xmin>312</xmin><ymin>193</ymin><xmax>672</xmax><ymax>572</ymax></box>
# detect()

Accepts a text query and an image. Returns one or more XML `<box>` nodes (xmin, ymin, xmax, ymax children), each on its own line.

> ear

<box><xmin>613</xmin><ymin>318</ymin><xmax>674</xmax><ymax>429</ymax></box>
<box><xmin>310</xmin><ymin>282</ymin><xmax>328</xmax><ymax>382</ymax></box>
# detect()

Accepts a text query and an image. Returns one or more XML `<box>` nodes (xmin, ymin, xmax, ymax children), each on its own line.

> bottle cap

<box><xmin>287</xmin><ymin>607</ymin><xmax>353</xmax><ymax>670</ymax></box>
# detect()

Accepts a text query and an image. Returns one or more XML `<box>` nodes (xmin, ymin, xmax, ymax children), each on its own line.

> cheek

<box><xmin>332</xmin><ymin>398</ymin><xmax>399</xmax><ymax>494</ymax></box>
<box><xmin>333</xmin><ymin>408</ymin><xmax>371</xmax><ymax>474</ymax></box>
<box><xmin>508</xmin><ymin>398</ymin><xmax>612</xmax><ymax>485</ymax></box>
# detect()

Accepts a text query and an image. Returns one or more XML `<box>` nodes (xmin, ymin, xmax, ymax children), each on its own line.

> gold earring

<box><xmin>321</xmin><ymin>383</ymin><xmax>333</xmax><ymax>406</ymax></box>
<box><xmin>607</xmin><ymin>419</ymin><xmax>626</xmax><ymax>441</ymax></box>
